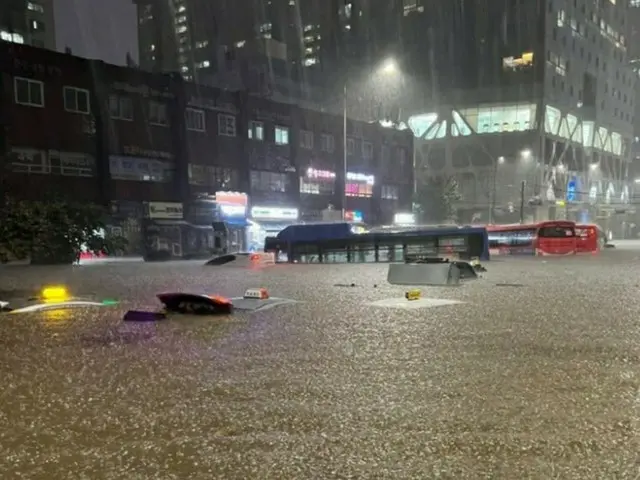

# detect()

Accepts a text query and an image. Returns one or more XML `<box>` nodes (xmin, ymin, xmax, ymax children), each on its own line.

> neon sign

<box><xmin>307</xmin><ymin>168</ymin><xmax>335</xmax><ymax>179</ymax></box>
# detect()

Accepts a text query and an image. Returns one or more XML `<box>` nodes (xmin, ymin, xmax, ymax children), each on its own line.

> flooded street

<box><xmin>1</xmin><ymin>254</ymin><xmax>639</xmax><ymax>479</ymax></box>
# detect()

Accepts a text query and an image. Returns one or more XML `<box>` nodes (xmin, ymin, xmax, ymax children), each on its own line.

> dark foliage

<box><xmin>0</xmin><ymin>196</ymin><xmax>127</xmax><ymax>264</ymax></box>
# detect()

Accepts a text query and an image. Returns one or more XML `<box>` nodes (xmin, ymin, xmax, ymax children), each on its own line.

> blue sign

<box><xmin>566</xmin><ymin>177</ymin><xmax>578</xmax><ymax>202</ymax></box>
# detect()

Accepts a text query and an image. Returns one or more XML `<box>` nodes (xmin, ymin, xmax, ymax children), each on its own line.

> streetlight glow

<box><xmin>497</xmin><ymin>156</ymin><xmax>505</xmax><ymax>164</ymax></box>
<box><xmin>520</xmin><ymin>148</ymin><xmax>532</xmax><ymax>159</ymax></box>
<box><xmin>380</xmin><ymin>58</ymin><xmax>398</xmax><ymax>75</ymax></box>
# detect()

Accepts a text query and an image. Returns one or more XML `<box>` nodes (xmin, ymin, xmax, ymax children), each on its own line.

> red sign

<box><xmin>215</xmin><ymin>191</ymin><xmax>248</xmax><ymax>206</ymax></box>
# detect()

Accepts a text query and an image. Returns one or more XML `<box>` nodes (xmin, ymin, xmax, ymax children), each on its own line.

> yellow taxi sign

<box><xmin>41</xmin><ymin>286</ymin><xmax>70</xmax><ymax>303</ymax></box>
<box><xmin>404</xmin><ymin>289</ymin><xmax>421</xmax><ymax>301</ymax></box>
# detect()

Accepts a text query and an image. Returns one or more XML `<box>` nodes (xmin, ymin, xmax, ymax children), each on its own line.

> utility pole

<box><xmin>342</xmin><ymin>83</ymin><xmax>347</xmax><ymax>221</ymax></box>
<box><xmin>519</xmin><ymin>180</ymin><xmax>526</xmax><ymax>224</ymax></box>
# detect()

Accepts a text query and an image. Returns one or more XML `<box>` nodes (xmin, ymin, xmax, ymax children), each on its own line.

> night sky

<box><xmin>54</xmin><ymin>0</ymin><xmax>139</xmax><ymax>66</ymax></box>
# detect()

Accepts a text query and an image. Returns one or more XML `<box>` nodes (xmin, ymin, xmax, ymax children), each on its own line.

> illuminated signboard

<box><xmin>346</xmin><ymin>172</ymin><xmax>375</xmax><ymax>185</ymax></box>
<box><xmin>307</xmin><ymin>168</ymin><xmax>336</xmax><ymax>179</ymax></box>
<box><xmin>215</xmin><ymin>191</ymin><xmax>248</xmax><ymax>217</ymax></box>
<box><xmin>251</xmin><ymin>206</ymin><xmax>299</xmax><ymax>220</ymax></box>
<box><xmin>345</xmin><ymin>210</ymin><xmax>363</xmax><ymax>223</ymax></box>
<box><xmin>393</xmin><ymin>213</ymin><xmax>415</xmax><ymax>225</ymax></box>
<box><xmin>502</xmin><ymin>52</ymin><xmax>534</xmax><ymax>70</ymax></box>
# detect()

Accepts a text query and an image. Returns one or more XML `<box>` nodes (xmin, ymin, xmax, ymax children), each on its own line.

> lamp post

<box><xmin>342</xmin><ymin>58</ymin><xmax>399</xmax><ymax>220</ymax></box>
<box><xmin>489</xmin><ymin>149</ymin><xmax>532</xmax><ymax>224</ymax></box>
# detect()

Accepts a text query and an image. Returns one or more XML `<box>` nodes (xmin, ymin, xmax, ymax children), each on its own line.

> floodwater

<box><xmin>1</xmin><ymin>252</ymin><xmax>639</xmax><ymax>479</ymax></box>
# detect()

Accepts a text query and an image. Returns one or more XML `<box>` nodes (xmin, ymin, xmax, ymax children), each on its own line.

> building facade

<box><xmin>1</xmin><ymin>0</ymin><xmax>55</xmax><ymax>50</ymax></box>
<box><xmin>0</xmin><ymin>42</ymin><xmax>413</xmax><ymax>255</ymax></box>
<box><xmin>399</xmin><ymin>0</ymin><xmax>635</xmax><ymax>234</ymax></box>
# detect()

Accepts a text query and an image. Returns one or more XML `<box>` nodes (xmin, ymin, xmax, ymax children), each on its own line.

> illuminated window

<box><xmin>345</xmin><ymin>183</ymin><xmax>373</xmax><ymax>197</ymax></box>
<box><xmin>544</xmin><ymin>105</ymin><xmax>561</xmax><ymax>135</ymax></box>
<box><xmin>407</xmin><ymin>112</ymin><xmax>438</xmax><ymax>138</ymax></box>
<box><xmin>502</xmin><ymin>52</ymin><xmax>533</xmax><ymax>71</ymax></box>
<box><xmin>248</xmin><ymin>121</ymin><xmax>264</xmax><ymax>140</ymax></box>
<box><xmin>464</xmin><ymin>104</ymin><xmax>535</xmax><ymax>134</ymax></box>
<box><xmin>275</xmin><ymin>126</ymin><xmax>289</xmax><ymax>145</ymax></box>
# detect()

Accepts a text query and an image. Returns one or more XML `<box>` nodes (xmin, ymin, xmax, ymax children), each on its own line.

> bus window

<box><xmin>536</xmin><ymin>223</ymin><xmax>577</xmax><ymax>255</ymax></box>
<box><xmin>538</xmin><ymin>226</ymin><xmax>575</xmax><ymax>237</ymax></box>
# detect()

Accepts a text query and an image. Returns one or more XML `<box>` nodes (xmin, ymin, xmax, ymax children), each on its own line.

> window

<box><xmin>345</xmin><ymin>182</ymin><xmax>373</xmax><ymax>197</ymax></box>
<box><xmin>320</xmin><ymin>133</ymin><xmax>335</xmax><ymax>152</ymax></box>
<box><xmin>49</xmin><ymin>151</ymin><xmax>95</xmax><ymax>177</ymax></box>
<box><xmin>275</xmin><ymin>125</ymin><xmax>289</xmax><ymax>145</ymax></box>
<box><xmin>109</xmin><ymin>94</ymin><xmax>133</xmax><ymax>120</ymax></box>
<box><xmin>28</xmin><ymin>2</ymin><xmax>44</xmax><ymax>13</ymax></box>
<box><xmin>109</xmin><ymin>156</ymin><xmax>175</xmax><ymax>182</ymax></box>
<box><xmin>1</xmin><ymin>30</ymin><xmax>24</xmax><ymax>43</ymax></box>
<box><xmin>248</xmin><ymin>121</ymin><xmax>264</xmax><ymax>140</ymax></box>
<box><xmin>188</xmin><ymin>164</ymin><xmax>239</xmax><ymax>189</ymax></box>
<box><xmin>185</xmin><ymin>108</ymin><xmax>205</xmax><ymax>131</ymax></box>
<box><xmin>7</xmin><ymin>148</ymin><xmax>49</xmax><ymax>174</ymax></box>
<box><xmin>218</xmin><ymin>114</ymin><xmax>236</xmax><ymax>136</ymax></box>
<box><xmin>300</xmin><ymin>176</ymin><xmax>335</xmax><ymax>195</ymax></box>
<box><xmin>300</xmin><ymin>130</ymin><xmax>313</xmax><ymax>149</ymax></box>
<box><xmin>14</xmin><ymin>77</ymin><xmax>44</xmax><ymax>107</ymax></box>
<box><xmin>381</xmin><ymin>185</ymin><xmax>399</xmax><ymax>200</ymax></box>
<box><xmin>250</xmin><ymin>170</ymin><xmax>290</xmax><ymax>192</ymax></box>
<box><xmin>362</xmin><ymin>141</ymin><xmax>373</xmax><ymax>158</ymax></box>
<box><xmin>63</xmin><ymin>86</ymin><xmax>90</xmax><ymax>114</ymax></box>
<box><xmin>149</xmin><ymin>100</ymin><xmax>168</xmax><ymax>126</ymax></box>
<box><xmin>347</xmin><ymin>138</ymin><xmax>355</xmax><ymax>154</ymax></box>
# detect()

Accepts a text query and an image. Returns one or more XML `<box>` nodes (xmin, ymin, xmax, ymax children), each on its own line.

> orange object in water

<box><xmin>208</xmin><ymin>295</ymin><xmax>232</xmax><ymax>305</ymax></box>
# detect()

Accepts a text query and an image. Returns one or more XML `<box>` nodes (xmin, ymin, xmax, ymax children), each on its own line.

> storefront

<box><xmin>345</xmin><ymin>172</ymin><xmax>375</xmax><ymax>223</ymax></box>
<box><xmin>142</xmin><ymin>202</ymin><xmax>185</xmax><ymax>260</ymax></box>
<box><xmin>249</xmin><ymin>205</ymin><xmax>299</xmax><ymax>251</ymax></box>
<box><xmin>214</xmin><ymin>191</ymin><xmax>249</xmax><ymax>252</ymax></box>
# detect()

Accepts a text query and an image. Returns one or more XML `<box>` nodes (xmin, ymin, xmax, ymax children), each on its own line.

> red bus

<box><xmin>487</xmin><ymin>221</ymin><xmax>577</xmax><ymax>256</ymax></box>
<box><xmin>575</xmin><ymin>224</ymin><xmax>607</xmax><ymax>254</ymax></box>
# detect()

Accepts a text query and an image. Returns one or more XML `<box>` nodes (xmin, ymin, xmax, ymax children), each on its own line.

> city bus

<box><xmin>487</xmin><ymin>221</ymin><xmax>577</xmax><ymax>256</ymax></box>
<box><xmin>265</xmin><ymin>223</ymin><xmax>490</xmax><ymax>263</ymax></box>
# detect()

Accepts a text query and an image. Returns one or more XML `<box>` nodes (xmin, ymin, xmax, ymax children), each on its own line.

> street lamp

<box><xmin>342</xmin><ymin>58</ymin><xmax>400</xmax><ymax>220</ymax></box>
<box><xmin>521</xmin><ymin>148</ymin><xmax>532</xmax><ymax>159</ymax></box>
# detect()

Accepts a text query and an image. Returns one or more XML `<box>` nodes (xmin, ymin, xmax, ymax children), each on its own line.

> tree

<box><xmin>414</xmin><ymin>176</ymin><xmax>462</xmax><ymax>224</ymax></box>
<box><xmin>0</xmin><ymin>196</ymin><xmax>128</xmax><ymax>264</ymax></box>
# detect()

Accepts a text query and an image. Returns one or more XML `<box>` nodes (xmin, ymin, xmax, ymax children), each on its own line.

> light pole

<box><xmin>488</xmin><ymin>156</ymin><xmax>505</xmax><ymax>224</ymax></box>
<box><xmin>489</xmin><ymin>149</ymin><xmax>532</xmax><ymax>224</ymax></box>
<box><xmin>342</xmin><ymin>58</ymin><xmax>399</xmax><ymax>221</ymax></box>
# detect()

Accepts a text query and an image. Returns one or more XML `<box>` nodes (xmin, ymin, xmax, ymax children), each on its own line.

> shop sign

<box><xmin>147</xmin><ymin>202</ymin><xmax>183</xmax><ymax>219</ymax></box>
<box><xmin>347</xmin><ymin>172</ymin><xmax>375</xmax><ymax>185</ymax></box>
<box><xmin>251</xmin><ymin>206</ymin><xmax>299</xmax><ymax>220</ymax></box>
<box><xmin>215</xmin><ymin>191</ymin><xmax>248</xmax><ymax>206</ymax></box>
<box><xmin>393</xmin><ymin>213</ymin><xmax>415</xmax><ymax>225</ymax></box>
<box><xmin>345</xmin><ymin>210</ymin><xmax>364</xmax><ymax>223</ymax></box>
<box><xmin>307</xmin><ymin>168</ymin><xmax>336</xmax><ymax>179</ymax></box>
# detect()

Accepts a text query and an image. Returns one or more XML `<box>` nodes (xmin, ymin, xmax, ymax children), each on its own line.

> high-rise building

<box><xmin>133</xmin><ymin>0</ymin><xmax>348</xmax><ymax>93</ymax></box>
<box><xmin>0</xmin><ymin>0</ymin><xmax>55</xmax><ymax>50</ymax></box>
<box><xmin>399</xmin><ymin>0</ymin><xmax>635</xmax><ymax>228</ymax></box>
